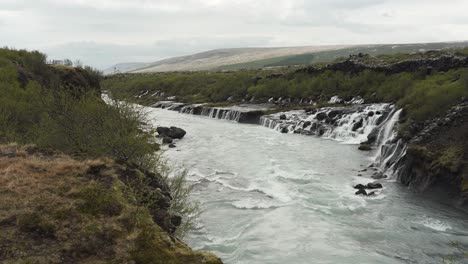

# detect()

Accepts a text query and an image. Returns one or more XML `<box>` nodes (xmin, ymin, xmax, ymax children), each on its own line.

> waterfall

<box><xmin>372</xmin><ymin>109</ymin><xmax>406</xmax><ymax>176</ymax></box>
<box><xmin>259</xmin><ymin>104</ymin><xmax>393</xmax><ymax>144</ymax></box>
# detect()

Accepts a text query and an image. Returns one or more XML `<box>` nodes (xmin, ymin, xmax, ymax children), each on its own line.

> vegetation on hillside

<box><xmin>0</xmin><ymin>48</ymin><xmax>219</xmax><ymax>263</ymax></box>
<box><xmin>215</xmin><ymin>43</ymin><xmax>468</xmax><ymax>70</ymax></box>
<box><xmin>103</xmin><ymin>49</ymin><xmax>468</xmax><ymax>139</ymax></box>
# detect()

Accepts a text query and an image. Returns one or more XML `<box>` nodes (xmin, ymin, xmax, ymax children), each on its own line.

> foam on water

<box><xmin>414</xmin><ymin>218</ymin><xmax>452</xmax><ymax>232</ymax></box>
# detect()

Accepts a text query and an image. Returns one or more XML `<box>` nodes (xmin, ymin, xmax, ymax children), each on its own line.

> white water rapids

<box><xmin>146</xmin><ymin>107</ymin><xmax>468</xmax><ymax>264</ymax></box>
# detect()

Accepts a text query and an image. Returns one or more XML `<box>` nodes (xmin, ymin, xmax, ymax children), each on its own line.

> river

<box><xmin>146</xmin><ymin>107</ymin><xmax>468</xmax><ymax>264</ymax></box>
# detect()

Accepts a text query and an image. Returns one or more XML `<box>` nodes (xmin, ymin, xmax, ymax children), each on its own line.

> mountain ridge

<box><xmin>105</xmin><ymin>41</ymin><xmax>468</xmax><ymax>74</ymax></box>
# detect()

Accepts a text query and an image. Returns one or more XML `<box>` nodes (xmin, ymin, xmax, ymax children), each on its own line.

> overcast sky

<box><xmin>1</xmin><ymin>0</ymin><xmax>467</xmax><ymax>69</ymax></box>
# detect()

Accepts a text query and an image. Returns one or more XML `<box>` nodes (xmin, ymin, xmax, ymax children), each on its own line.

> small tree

<box><xmin>64</xmin><ymin>59</ymin><xmax>73</xmax><ymax>66</ymax></box>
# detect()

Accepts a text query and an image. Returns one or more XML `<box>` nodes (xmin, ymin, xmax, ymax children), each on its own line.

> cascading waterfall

<box><xmin>371</xmin><ymin>109</ymin><xmax>407</xmax><ymax>177</ymax></box>
<box><xmin>153</xmin><ymin>101</ymin><xmax>246</xmax><ymax>122</ymax></box>
<box><xmin>153</xmin><ymin>101</ymin><xmax>408</xmax><ymax>178</ymax></box>
<box><xmin>259</xmin><ymin>104</ymin><xmax>394</xmax><ymax>144</ymax></box>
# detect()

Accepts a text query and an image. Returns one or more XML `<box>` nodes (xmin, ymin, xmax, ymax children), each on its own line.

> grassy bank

<box><xmin>0</xmin><ymin>145</ymin><xmax>220</xmax><ymax>263</ymax></box>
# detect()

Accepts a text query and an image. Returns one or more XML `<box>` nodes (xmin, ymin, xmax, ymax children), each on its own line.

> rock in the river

<box><xmin>368</xmin><ymin>111</ymin><xmax>375</xmax><ymax>117</ymax></box>
<box><xmin>352</xmin><ymin>118</ymin><xmax>364</xmax><ymax>131</ymax></box>
<box><xmin>371</xmin><ymin>172</ymin><xmax>387</xmax><ymax>179</ymax></box>
<box><xmin>157</xmin><ymin>126</ymin><xmax>186</xmax><ymax>139</ymax></box>
<box><xmin>279</xmin><ymin>114</ymin><xmax>287</xmax><ymax>120</ymax></box>
<box><xmin>303</xmin><ymin>121</ymin><xmax>311</xmax><ymax>128</ymax></box>
<box><xmin>316</xmin><ymin>112</ymin><xmax>327</xmax><ymax>121</ymax></box>
<box><xmin>366</xmin><ymin>128</ymin><xmax>379</xmax><ymax>144</ymax></box>
<box><xmin>367</xmin><ymin>183</ymin><xmax>383</xmax><ymax>189</ymax></box>
<box><xmin>168</xmin><ymin>126</ymin><xmax>186</xmax><ymax>139</ymax></box>
<box><xmin>328</xmin><ymin>110</ymin><xmax>342</xmax><ymax>119</ymax></box>
<box><xmin>169</xmin><ymin>143</ymin><xmax>176</xmax><ymax>148</ymax></box>
<box><xmin>354</xmin><ymin>184</ymin><xmax>367</xmax><ymax>189</ymax></box>
<box><xmin>358</xmin><ymin>144</ymin><xmax>372</xmax><ymax>151</ymax></box>
<box><xmin>355</xmin><ymin>189</ymin><xmax>367</xmax><ymax>195</ymax></box>
<box><xmin>162</xmin><ymin>137</ymin><xmax>173</xmax><ymax>144</ymax></box>
<box><xmin>157</xmin><ymin>127</ymin><xmax>171</xmax><ymax>137</ymax></box>
<box><xmin>281</xmin><ymin>127</ymin><xmax>289</xmax><ymax>133</ymax></box>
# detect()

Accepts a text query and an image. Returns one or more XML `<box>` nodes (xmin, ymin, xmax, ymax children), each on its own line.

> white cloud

<box><xmin>0</xmin><ymin>0</ymin><xmax>467</xmax><ymax>68</ymax></box>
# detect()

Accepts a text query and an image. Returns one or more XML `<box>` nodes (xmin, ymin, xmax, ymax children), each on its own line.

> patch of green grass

<box><xmin>17</xmin><ymin>212</ymin><xmax>56</xmax><ymax>238</ymax></box>
<box><xmin>78</xmin><ymin>182</ymin><xmax>124</xmax><ymax>216</ymax></box>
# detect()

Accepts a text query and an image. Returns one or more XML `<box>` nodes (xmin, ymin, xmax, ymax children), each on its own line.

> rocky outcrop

<box><xmin>394</xmin><ymin>101</ymin><xmax>468</xmax><ymax>206</ymax></box>
<box><xmin>295</xmin><ymin>55</ymin><xmax>468</xmax><ymax>76</ymax></box>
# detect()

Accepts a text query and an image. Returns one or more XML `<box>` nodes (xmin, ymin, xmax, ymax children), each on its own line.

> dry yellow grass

<box><xmin>0</xmin><ymin>145</ymin><xmax>222</xmax><ymax>264</ymax></box>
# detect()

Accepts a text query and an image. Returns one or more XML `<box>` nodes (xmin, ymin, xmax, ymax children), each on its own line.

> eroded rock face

<box><xmin>394</xmin><ymin>101</ymin><xmax>468</xmax><ymax>206</ymax></box>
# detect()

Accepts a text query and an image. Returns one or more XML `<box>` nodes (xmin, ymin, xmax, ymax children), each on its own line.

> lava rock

<box><xmin>367</xmin><ymin>183</ymin><xmax>383</xmax><ymax>189</ymax></box>
<box><xmin>156</xmin><ymin>126</ymin><xmax>171</xmax><ymax>137</ymax></box>
<box><xmin>157</xmin><ymin>126</ymin><xmax>186</xmax><ymax>139</ymax></box>
<box><xmin>328</xmin><ymin>110</ymin><xmax>342</xmax><ymax>119</ymax></box>
<box><xmin>371</xmin><ymin>172</ymin><xmax>387</xmax><ymax>179</ymax></box>
<box><xmin>162</xmin><ymin>137</ymin><xmax>173</xmax><ymax>144</ymax></box>
<box><xmin>316</xmin><ymin>112</ymin><xmax>327</xmax><ymax>121</ymax></box>
<box><xmin>168</xmin><ymin>126</ymin><xmax>186</xmax><ymax>139</ymax></box>
<box><xmin>352</xmin><ymin>118</ymin><xmax>364</xmax><ymax>131</ymax></box>
<box><xmin>170</xmin><ymin>215</ymin><xmax>182</xmax><ymax>227</ymax></box>
<box><xmin>355</xmin><ymin>189</ymin><xmax>367</xmax><ymax>195</ymax></box>
<box><xmin>366</xmin><ymin>128</ymin><xmax>379</xmax><ymax>144</ymax></box>
<box><xmin>358</xmin><ymin>144</ymin><xmax>372</xmax><ymax>151</ymax></box>
<box><xmin>353</xmin><ymin>184</ymin><xmax>366</xmax><ymax>189</ymax></box>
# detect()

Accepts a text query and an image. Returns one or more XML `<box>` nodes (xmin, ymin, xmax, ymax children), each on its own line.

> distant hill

<box><xmin>103</xmin><ymin>62</ymin><xmax>148</xmax><ymax>75</ymax></box>
<box><xmin>216</xmin><ymin>41</ymin><xmax>468</xmax><ymax>70</ymax></box>
<box><xmin>118</xmin><ymin>46</ymin><xmax>352</xmax><ymax>73</ymax></box>
<box><xmin>107</xmin><ymin>41</ymin><xmax>468</xmax><ymax>73</ymax></box>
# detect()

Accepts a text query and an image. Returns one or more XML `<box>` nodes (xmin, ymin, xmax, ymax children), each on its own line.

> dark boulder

<box><xmin>157</xmin><ymin>126</ymin><xmax>187</xmax><ymax>139</ymax></box>
<box><xmin>156</xmin><ymin>127</ymin><xmax>171</xmax><ymax>137</ymax></box>
<box><xmin>303</xmin><ymin>121</ymin><xmax>312</xmax><ymax>128</ymax></box>
<box><xmin>328</xmin><ymin>110</ymin><xmax>342</xmax><ymax>119</ymax></box>
<box><xmin>170</xmin><ymin>215</ymin><xmax>182</xmax><ymax>227</ymax></box>
<box><xmin>316</xmin><ymin>112</ymin><xmax>327</xmax><ymax>121</ymax></box>
<box><xmin>358</xmin><ymin>144</ymin><xmax>372</xmax><ymax>151</ymax></box>
<box><xmin>371</xmin><ymin>172</ymin><xmax>387</xmax><ymax>179</ymax></box>
<box><xmin>368</xmin><ymin>111</ymin><xmax>375</xmax><ymax>117</ymax></box>
<box><xmin>279</xmin><ymin>114</ymin><xmax>287</xmax><ymax>120</ymax></box>
<box><xmin>162</xmin><ymin>137</ymin><xmax>173</xmax><ymax>144</ymax></box>
<box><xmin>169</xmin><ymin>143</ymin><xmax>176</xmax><ymax>148</ymax></box>
<box><xmin>366</xmin><ymin>127</ymin><xmax>379</xmax><ymax>144</ymax></box>
<box><xmin>352</xmin><ymin>118</ymin><xmax>364</xmax><ymax>131</ymax></box>
<box><xmin>281</xmin><ymin>127</ymin><xmax>289</xmax><ymax>134</ymax></box>
<box><xmin>353</xmin><ymin>184</ymin><xmax>366</xmax><ymax>189</ymax></box>
<box><xmin>355</xmin><ymin>189</ymin><xmax>367</xmax><ymax>195</ymax></box>
<box><xmin>168</xmin><ymin>126</ymin><xmax>186</xmax><ymax>139</ymax></box>
<box><xmin>367</xmin><ymin>183</ymin><xmax>383</xmax><ymax>189</ymax></box>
